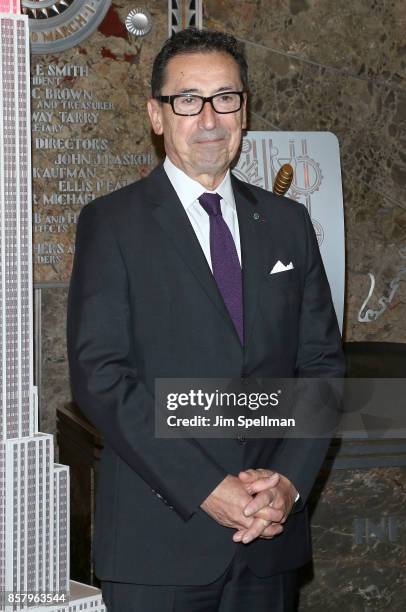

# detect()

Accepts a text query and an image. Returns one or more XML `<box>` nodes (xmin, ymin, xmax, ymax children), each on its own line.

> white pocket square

<box><xmin>270</xmin><ymin>260</ymin><xmax>294</xmax><ymax>274</ymax></box>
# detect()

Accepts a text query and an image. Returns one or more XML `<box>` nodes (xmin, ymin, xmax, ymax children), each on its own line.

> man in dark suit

<box><xmin>67</xmin><ymin>28</ymin><xmax>345</xmax><ymax>611</ymax></box>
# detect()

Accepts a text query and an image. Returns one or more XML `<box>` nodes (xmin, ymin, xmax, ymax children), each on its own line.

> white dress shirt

<box><xmin>163</xmin><ymin>156</ymin><xmax>241</xmax><ymax>271</ymax></box>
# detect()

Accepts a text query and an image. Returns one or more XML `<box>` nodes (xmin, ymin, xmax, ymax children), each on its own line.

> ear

<box><xmin>241</xmin><ymin>93</ymin><xmax>248</xmax><ymax>130</ymax></box>
<box><xmin>147</xmin><ymin>98</ymin><xmax>163</xmax><ymax>135</ymax></box>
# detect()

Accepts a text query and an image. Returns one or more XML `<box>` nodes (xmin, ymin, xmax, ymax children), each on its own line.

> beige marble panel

<box><xmin>205</xmin><ymin>1</ymin><xmax>406</xmax><ymax>342</ymax></box>
<box><xmin>204</xmin><ymin>0</ymin><xmax>406</xmax><ymax>85</ymax></box>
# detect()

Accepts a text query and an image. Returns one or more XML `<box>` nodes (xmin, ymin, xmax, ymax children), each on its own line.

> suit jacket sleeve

<box><xmin>268</xmin><ymin>205</ymin><xmax>345</xmax><ymax>509</ymax></box>
<box><xmin>67</xmin><ymin>201</ymin><xmax>226</xmax><ymax>521</ymax></box>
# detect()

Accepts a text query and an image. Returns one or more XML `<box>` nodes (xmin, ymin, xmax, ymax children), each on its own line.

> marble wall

<box><xmin>33</xmin><ymin>1</ymin><xmax>405</xmax><ymax>607</ymax></box>
<box><xmin>204</xmin><ymin>0</ymin><xmax>406</xmax><ymax>344</ymax></box>
<box><xmin>39</xmin><ymin>1</ymin><xmax>406</xmax><ymax>439</ymax></box>
<box><xmin>301</xmin><ymin>461</ymin><xmax>406</xmax><ymax>610</ymax></box>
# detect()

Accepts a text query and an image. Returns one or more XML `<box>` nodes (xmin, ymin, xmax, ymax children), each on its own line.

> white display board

<box><xmin>234</xmin><ymin>132</ymin><xmax>345</xmax><ymax>333</ymax></box>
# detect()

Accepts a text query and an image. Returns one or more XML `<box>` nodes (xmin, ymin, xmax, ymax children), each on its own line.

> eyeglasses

<box><xmin>155</xmin><ymin>91</ymin><xmax>246</xmax><ymax>116</ymax></box>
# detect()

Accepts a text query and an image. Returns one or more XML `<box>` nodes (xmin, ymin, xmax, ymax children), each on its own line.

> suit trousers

<box><xmin>100</xmin><ymin>546</ymin><xmax>299</xmax><ymax>612</ymax></box>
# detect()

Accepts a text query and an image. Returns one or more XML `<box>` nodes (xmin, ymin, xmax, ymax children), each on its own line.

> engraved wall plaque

<box><xmin>234</xmin><ymin>131</ymin><xmax>345</xmax><ymax>331</ymax></box>
<box><xmin>30</xmin><ymin>1</ymin><xmax>163</xmax><ymax>285</ymax></box>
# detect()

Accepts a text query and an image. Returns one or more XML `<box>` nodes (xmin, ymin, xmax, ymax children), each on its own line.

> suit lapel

<box><xmin>232</xmin><ymin>174</ymin><xmax>270</xmax><ymax>350</ymax></box>
<box><xmin>145</xmin><ymin>165</ymin><xmax>271</xmax><ymax>350</ymax></box>
<box><xmin>147</xmin><ymin>165</ymin><xmax>239</xmax><ymax>341</ymax></box>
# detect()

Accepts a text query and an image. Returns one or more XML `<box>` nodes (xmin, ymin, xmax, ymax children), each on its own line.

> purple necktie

<box><xmin>198</xmin><ymin>192</ymin><xmax>243</xmax><ymax>344</ymax></box>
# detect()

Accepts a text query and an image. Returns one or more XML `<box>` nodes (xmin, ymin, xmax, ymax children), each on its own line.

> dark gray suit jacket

<box><xmin>67</xmin><ymin>163</ymin><xmax>345</xmax><ymax>584</ymax></box>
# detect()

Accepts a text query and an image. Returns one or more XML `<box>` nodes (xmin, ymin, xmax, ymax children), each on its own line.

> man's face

<box><xmin>148</xmin><ymin>52</ymin><xmax>247</xmax><ymax>188</ymax></box>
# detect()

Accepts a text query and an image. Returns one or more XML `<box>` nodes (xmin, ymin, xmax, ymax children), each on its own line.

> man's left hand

<box><xmin>233</xmin><ymin>469</ymin><xmax>298</xmax><ymax>544</ymax></box>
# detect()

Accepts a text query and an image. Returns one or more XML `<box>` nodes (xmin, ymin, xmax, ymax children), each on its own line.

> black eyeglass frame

<box><xmin>155</xmin><ymin>91</ymin><xmax>247</xmax><ymax>116</ymax></box>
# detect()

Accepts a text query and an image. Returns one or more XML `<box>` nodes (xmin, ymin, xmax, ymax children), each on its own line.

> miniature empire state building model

<box><xmin>0</xmin><ymin>1</ymin><xmax>105</xmax><ymax>610</ymax></box>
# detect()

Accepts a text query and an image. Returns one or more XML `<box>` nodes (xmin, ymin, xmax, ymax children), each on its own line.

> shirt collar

<box><xmin>164</xmin><ymin>156</ymin><xmax>236</xmax><ymax>212</ymax></box>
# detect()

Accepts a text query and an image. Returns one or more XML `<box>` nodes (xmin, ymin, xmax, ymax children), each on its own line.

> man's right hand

<box><xmin>200</xmin><ymin>475</ymin><xmax>257</xmax><ymax>531</ymax></box>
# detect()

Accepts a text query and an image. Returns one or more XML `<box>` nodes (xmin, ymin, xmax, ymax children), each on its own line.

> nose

<box><xmin>198</xmin><ymin>99</ymin><xmax>217</xmax><ymax>129</ymax></box>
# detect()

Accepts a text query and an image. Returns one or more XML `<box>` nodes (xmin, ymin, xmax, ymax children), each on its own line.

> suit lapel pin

<box><xmin>253</xmin><ymin>211</ymin><xmax>266</xmax><ymax>223</ymax></box>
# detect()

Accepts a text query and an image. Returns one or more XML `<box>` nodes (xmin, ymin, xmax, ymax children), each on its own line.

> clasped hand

<box><xmin>200</xmin><ymin>469</ymin><xmax>297</xmax><ymax>545</ymax></box>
